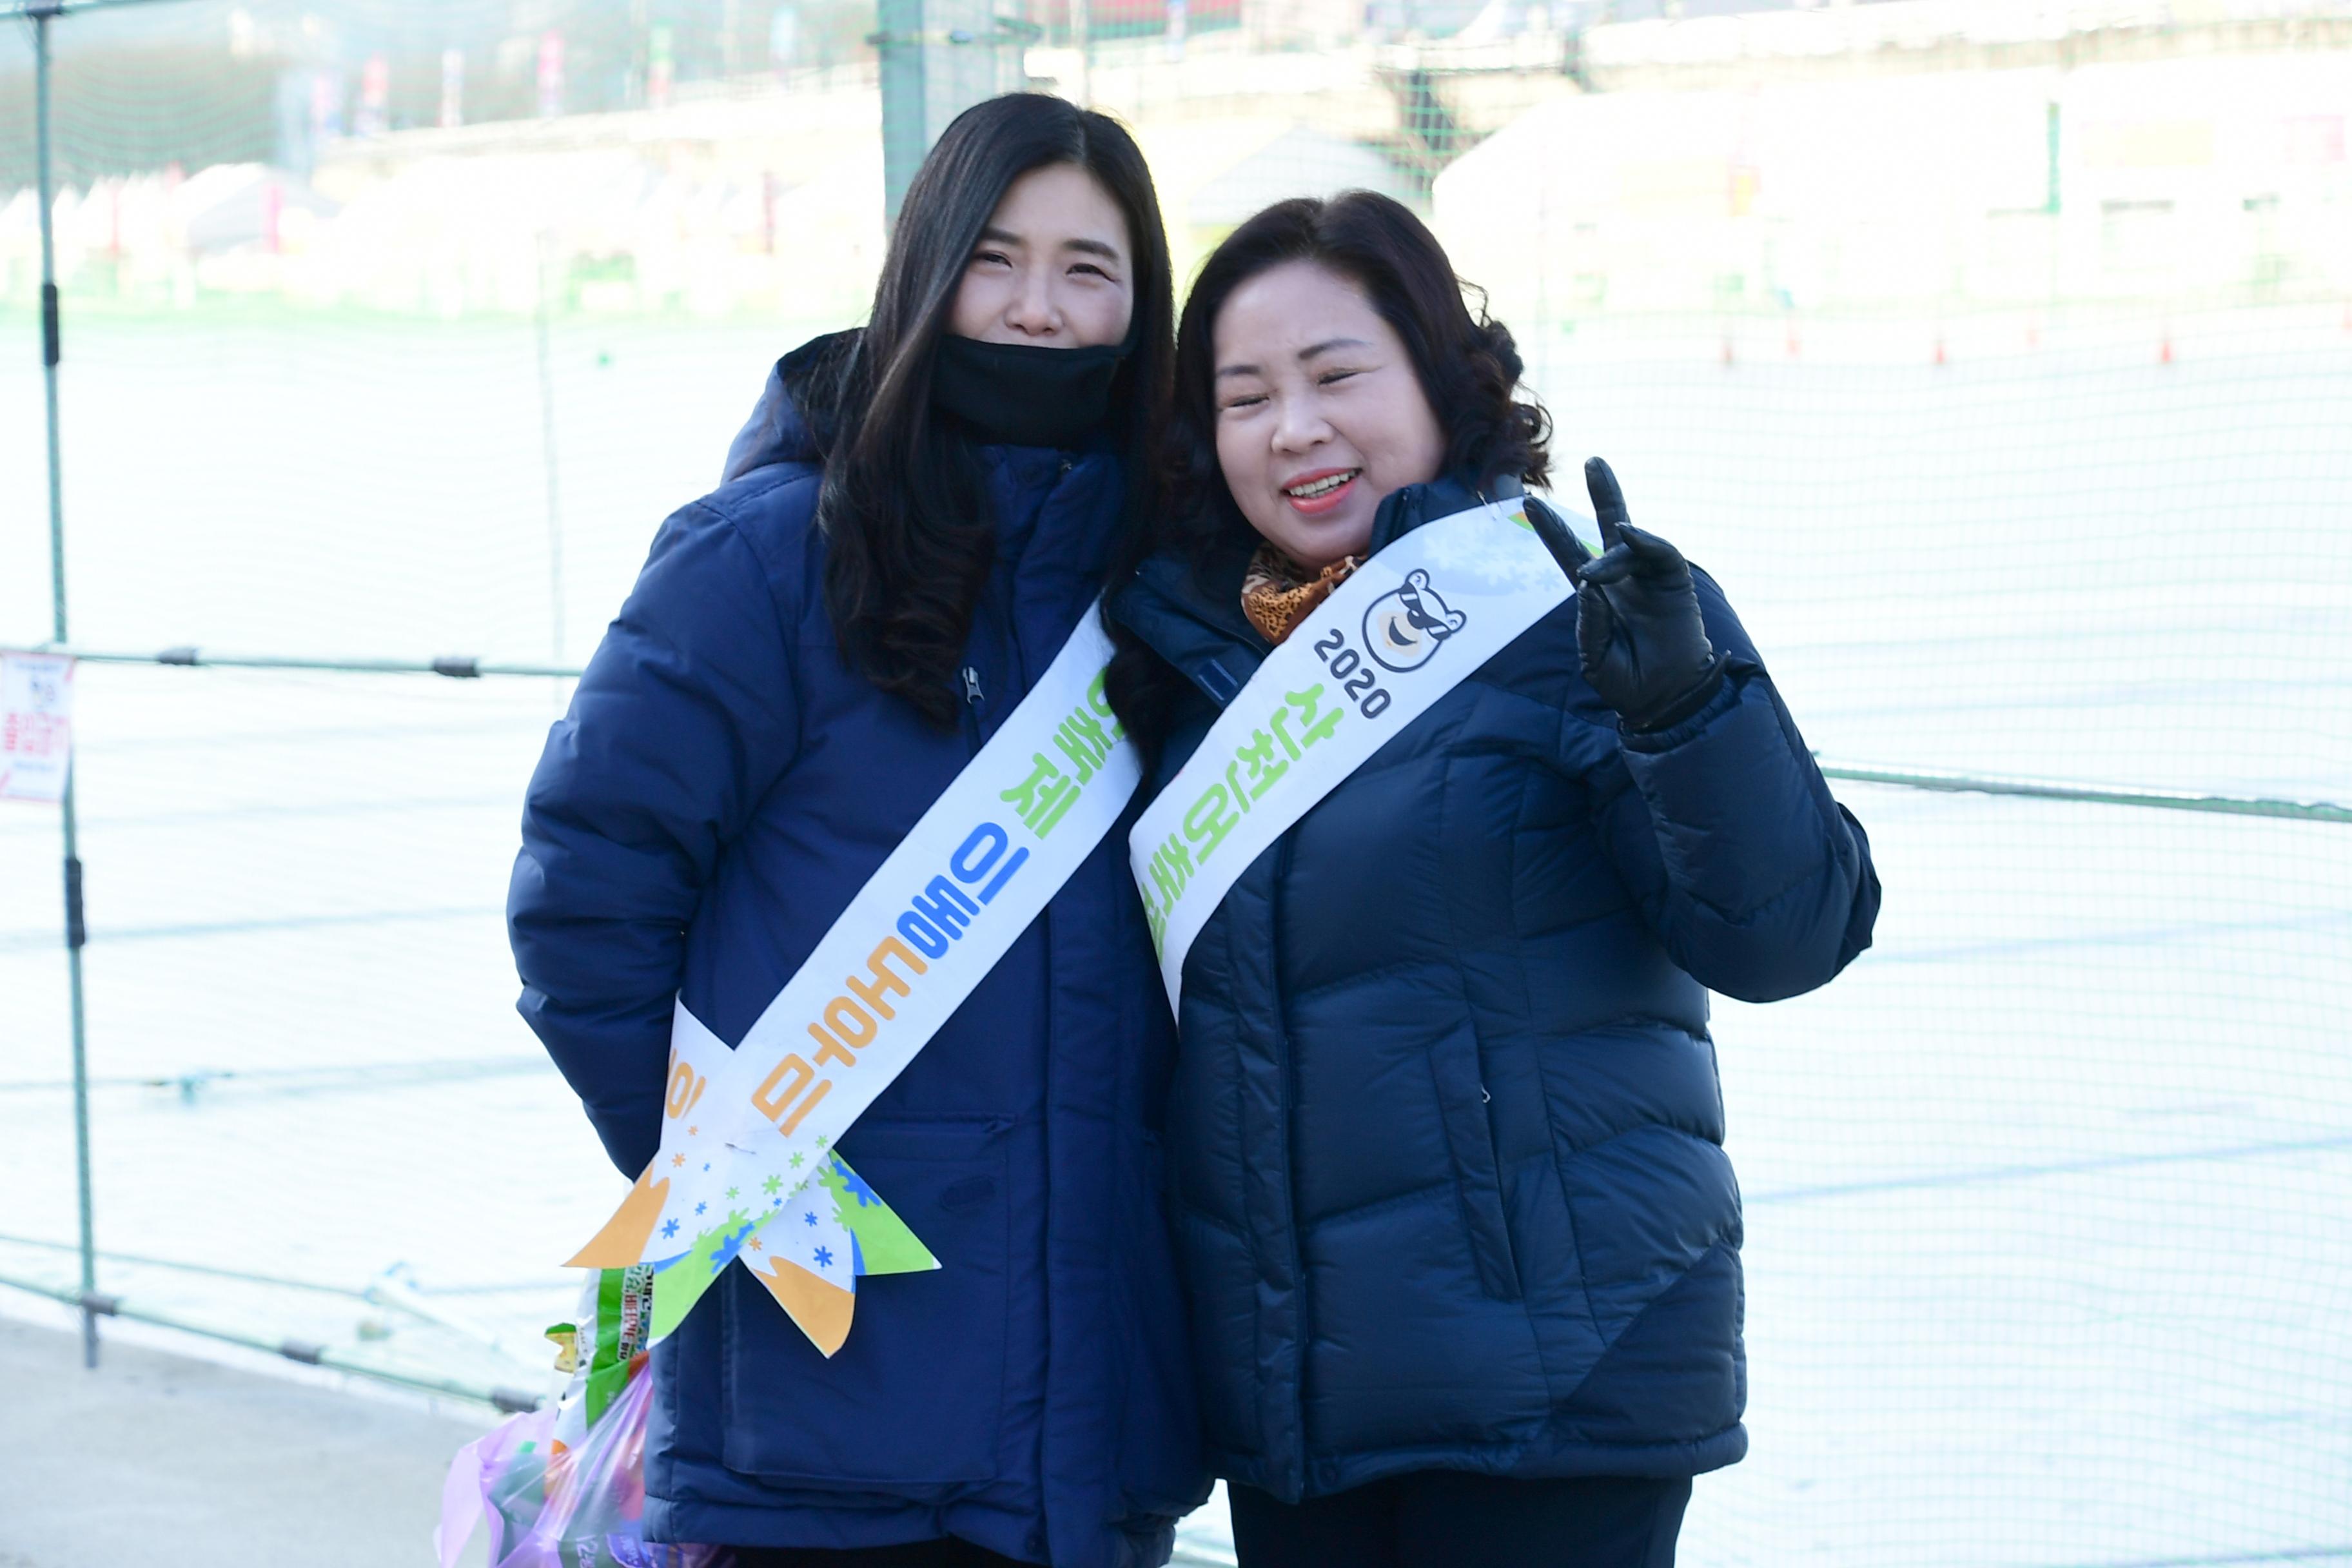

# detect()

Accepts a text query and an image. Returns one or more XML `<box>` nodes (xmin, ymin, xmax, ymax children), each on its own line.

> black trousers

<box><xmin>1228</xmin><ymin>1471</ymin><xmax>1692</xmax><ymax>1568</ymax></box>
<box><xmin>730</xmin><ymin>1542</ymin><xmax>1029</xmax><ymax>1567</ymax></box>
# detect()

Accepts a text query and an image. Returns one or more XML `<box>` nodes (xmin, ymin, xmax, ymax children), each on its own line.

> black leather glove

<box><xmin>1525</xmin><ymin>457</ymin><xmax>1723</xmax><ymax>732</ymax></box>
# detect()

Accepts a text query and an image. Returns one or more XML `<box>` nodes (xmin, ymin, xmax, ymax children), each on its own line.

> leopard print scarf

<box><xmin>1239</xmin><ymin>544</ymin><xmax>1361</xmax><ymax>645</ymax></box>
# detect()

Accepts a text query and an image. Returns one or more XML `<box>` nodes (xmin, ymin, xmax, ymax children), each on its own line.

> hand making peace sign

<box><xmin>1527</xmin><ymin>456</ymin><xmax>1725</xmax><ymax>733</ymax></box>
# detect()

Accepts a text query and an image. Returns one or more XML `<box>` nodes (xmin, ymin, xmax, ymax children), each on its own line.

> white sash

<box><xmin>572</xmin><ymin>604</ymin><xmax>1138</xmax><ymax>1353</ymax></box>
<box><xmin>1130</xmin><ymin>500</ymin><xmax>1583</xmax><ymax>1012</ymax></box>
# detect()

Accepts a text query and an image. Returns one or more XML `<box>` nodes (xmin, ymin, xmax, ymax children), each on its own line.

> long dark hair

<box><xmin>798</xmin><ymin>93</ymin><xmax>1173</xmax><ymax>727</ymax></box>
<box><xmin>1105</xmin><ymin>190</ymin><xmax>1550</xmax><ymax>756</ymax></box>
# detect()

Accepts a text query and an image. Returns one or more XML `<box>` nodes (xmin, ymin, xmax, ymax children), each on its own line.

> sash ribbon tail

<box><xmin>566</xmin><ymin>1167</ymin><xmax>672</xmax><ymax>1269</ymax></box>
<box><xmin>754</xmin><ymin>1258</ymin><xmax>858</xmax><ymax>1357</ymax></box>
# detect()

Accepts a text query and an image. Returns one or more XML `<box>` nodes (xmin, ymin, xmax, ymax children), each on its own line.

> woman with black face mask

<box><xmin>509</xmin><ymin>95</ymin><xmax>1205</xmax><ymax>1567</ymax></box>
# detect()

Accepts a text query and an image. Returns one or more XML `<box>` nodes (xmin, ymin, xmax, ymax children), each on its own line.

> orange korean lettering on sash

<box><xmin>845</xmin><ymin>936</ymin><xmax>928</xmax><ymax>1021</ymax></box>
<box><xmin>814</xmin><ymin>997</ymin><xmax>876</xmax><ymax>1062</ymax></box>
<box><xmin>665</xmin><ymin>1054</ymin><xmax>708</xmax><ymax>1121</ymax></box>
<box><xmin>754</xmin><ymin>937</ymin><xmax>933</xmax><ymax>1137</ymax></box>
<box><xmin>747</xmin><ymin>825</ymin><xmax>1022</xmax><ymax>1146</ymax></box>
<box><xmin>750</xmin><ymin>1053</ymin><xmax>830</xmax><ymax>1135</ymax></box>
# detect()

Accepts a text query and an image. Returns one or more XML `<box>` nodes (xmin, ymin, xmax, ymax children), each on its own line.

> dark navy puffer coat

<box><xmin>1109</xmin><ymin>497</ymin><xmax>1879</xmax><ymax>1504</ymax></box>
<box><xmin>509</xmin><ymin>337</ymin><xmax>1208</xmax><ymax>1565</ymax></box>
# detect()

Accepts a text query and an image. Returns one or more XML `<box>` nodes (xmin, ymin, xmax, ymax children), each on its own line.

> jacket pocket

<box><xmin>1426</xmin><ymin>1025</ymin><xmax>1522</xmax><ymax>1301</ymax></box>
<box><xmin>720</xmin><ymin>1117</ymin><xmax>1010</xmax><ymax>1493</ymax></box>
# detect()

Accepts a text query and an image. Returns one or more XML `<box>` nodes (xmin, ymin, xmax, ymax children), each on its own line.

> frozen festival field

<box><xmin>2</xmin><ymin>301</ymin><xmax>2348</xmax><ymax>1566</ymax></box>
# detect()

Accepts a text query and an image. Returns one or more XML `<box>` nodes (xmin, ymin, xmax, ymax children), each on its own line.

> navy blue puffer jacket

<box><xmin>509</xmin><ymin>337</ymin><xmax>1208</xmax><ymax>1564</ymax></box>
<box><xmin>1108</xmin><ymin>494</ymin><xmax>1879</xmax><ymax>1503</ymax></box>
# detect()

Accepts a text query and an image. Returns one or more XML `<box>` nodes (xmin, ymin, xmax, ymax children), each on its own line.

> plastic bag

<box><xmin>437</xmin><ymin>1371</ymin><xmax>720</xmax><ymax>1568</ymax></box>
<box><xmin>436</xmin><ymin>1268</ymin><xmax>727</xmax><ymax>1568</ymax></box>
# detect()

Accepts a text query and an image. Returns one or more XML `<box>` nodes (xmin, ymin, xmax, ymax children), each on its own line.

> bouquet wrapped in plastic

<box><xmin>436</xmin><ymin>1266</ymin><xmax>728</xmax><ymax>1568</ymax></box>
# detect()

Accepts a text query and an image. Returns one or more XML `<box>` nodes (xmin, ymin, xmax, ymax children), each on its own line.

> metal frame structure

<box><xmin>4</xmin><ymin>0</ymin><xmax>190</xmax><ymax>1373</ymax></box>
<box><xmin>8</xmin><ymin>645</ymin><xmax>2349</xmax><ymax>829</ymax></box>
<box><xmin>0</xmin><ymin>0</ymin><xmax>1035</xmax><ymax>1393</ymax></box>
<box><xmin>873</xmin><ymin>0</ymin><xmax>1039</xmax><ymax>220</ymax></box>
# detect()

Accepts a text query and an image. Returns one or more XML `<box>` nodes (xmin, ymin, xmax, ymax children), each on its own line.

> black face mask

<box><xmin>930</xmin><ymin>331</ymin><xmax>1130</xmax><ymax>449</ymax></box>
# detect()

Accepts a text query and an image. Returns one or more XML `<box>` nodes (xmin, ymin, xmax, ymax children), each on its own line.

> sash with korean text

<box><xmin>571</xmin><ymin>605</ymin><xmax>1137</xmax><ymax>1355</ymax></box>
<box><xmin>1132</xmin><ymin>498</ymin><xmax>1587</xmax><ymax>1012</ymax></box>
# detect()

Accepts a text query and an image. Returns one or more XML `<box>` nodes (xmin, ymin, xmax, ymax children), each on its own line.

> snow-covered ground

<box><xmin>3</xmin><ymin>302</ymin><xmax>2348</xmax><ymax>1564</ymax></box>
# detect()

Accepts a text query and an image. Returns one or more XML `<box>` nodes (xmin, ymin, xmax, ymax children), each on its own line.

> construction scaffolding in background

<box><xmin>3</xmin><ymin>3</ymin><xmax>2351</xmax><ymax>1564</ymax></box>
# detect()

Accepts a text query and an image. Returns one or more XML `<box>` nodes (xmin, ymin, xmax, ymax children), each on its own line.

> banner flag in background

<box><xmin>1</xmin><ymin>653</ymin><xmax>75</xmax><ymax>805</ymax></box>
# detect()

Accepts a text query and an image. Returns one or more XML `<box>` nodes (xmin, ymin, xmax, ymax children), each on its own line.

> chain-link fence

<box><xmin>5</xmin><ymin>3</ymin><xmax>2351</xmax><ymax>1563</ymax></box>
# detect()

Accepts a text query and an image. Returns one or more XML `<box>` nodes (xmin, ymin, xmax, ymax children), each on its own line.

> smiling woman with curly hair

<box><xmin>1105</xmin><ymin>191</ymin><xmax>1883</xmax><ymax>1568</ymax></box>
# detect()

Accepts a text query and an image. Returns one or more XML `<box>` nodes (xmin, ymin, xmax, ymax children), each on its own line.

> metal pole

<box><xmin>31</xmin><ymin>1</ymin><xmax>102</xmax><ymax>1373</ymax></box>
<box><xmin>1</xmin><ymin>0</ymin><xmax>185</xmax><ymax>15</ymax></box>
<box><xmin>875</xmin><ymin>0</ymin><xmax>1030</xmax><ymax>226</ymax></box>
<box><xmin>1</xmin><ymin>644</ymin><xmax>585</xmax><ymax>678</ymax></box>
<box><xmin>877</xmin><ymin>0</ymin><xmax>926</xmax><ymax>226</ymax></box>
<box><xmin>0</xmin><ymin>1271</ymin><xmax>547</xmax><ymax>1415</ymax></box>
<box><xmin>1812</xmin><ymin>760</ymin><xmax>2352</xmax><ymax>827</ymax></box>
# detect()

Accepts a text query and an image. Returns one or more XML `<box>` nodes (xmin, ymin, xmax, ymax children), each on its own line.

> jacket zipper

<box><xmin>1269</xmin><ymin>831</ymin><xmax>1312</xmax><ymax>1496</ymax></box>
<box><xmin>960</xmin><ymin>665</ymin><xmax>986</xmax><ymax>754</ymax></box>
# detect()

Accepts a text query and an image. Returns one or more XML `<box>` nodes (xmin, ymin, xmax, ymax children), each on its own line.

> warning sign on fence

<box><xmin>1</xmin><ymin>652</ymin><xmax>75</xmax><ymax>803</ymax></box>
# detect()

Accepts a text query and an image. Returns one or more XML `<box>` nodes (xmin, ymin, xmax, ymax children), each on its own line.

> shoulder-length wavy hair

<box><xmin>796</xmin><ymin>93</ymin><xmax>1173</xmax><ymax>728</ymax></box>
<box><xmin>1105</xmin><ymin>190</ymin><xmax>1549</xmax><ymax>754</ymax></box>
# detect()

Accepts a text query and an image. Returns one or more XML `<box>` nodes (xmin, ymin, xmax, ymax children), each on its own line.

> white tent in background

<box><xmin>175</xmin><ymin>164</ymin><xmax>339</xmax><ymax>255</ymax></box>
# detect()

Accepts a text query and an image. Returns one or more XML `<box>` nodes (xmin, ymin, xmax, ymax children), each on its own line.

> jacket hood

<box><xmin>719</xmin><ymin>329</ymin><xmax>857</xmax><ymax>485</ymax></box>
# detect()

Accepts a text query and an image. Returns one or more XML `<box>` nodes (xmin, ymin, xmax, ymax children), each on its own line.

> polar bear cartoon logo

<box><xmin>1364</xmin><ymin>570</ymin><xmax>1469</xmax><ymax>673</ymax></box>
